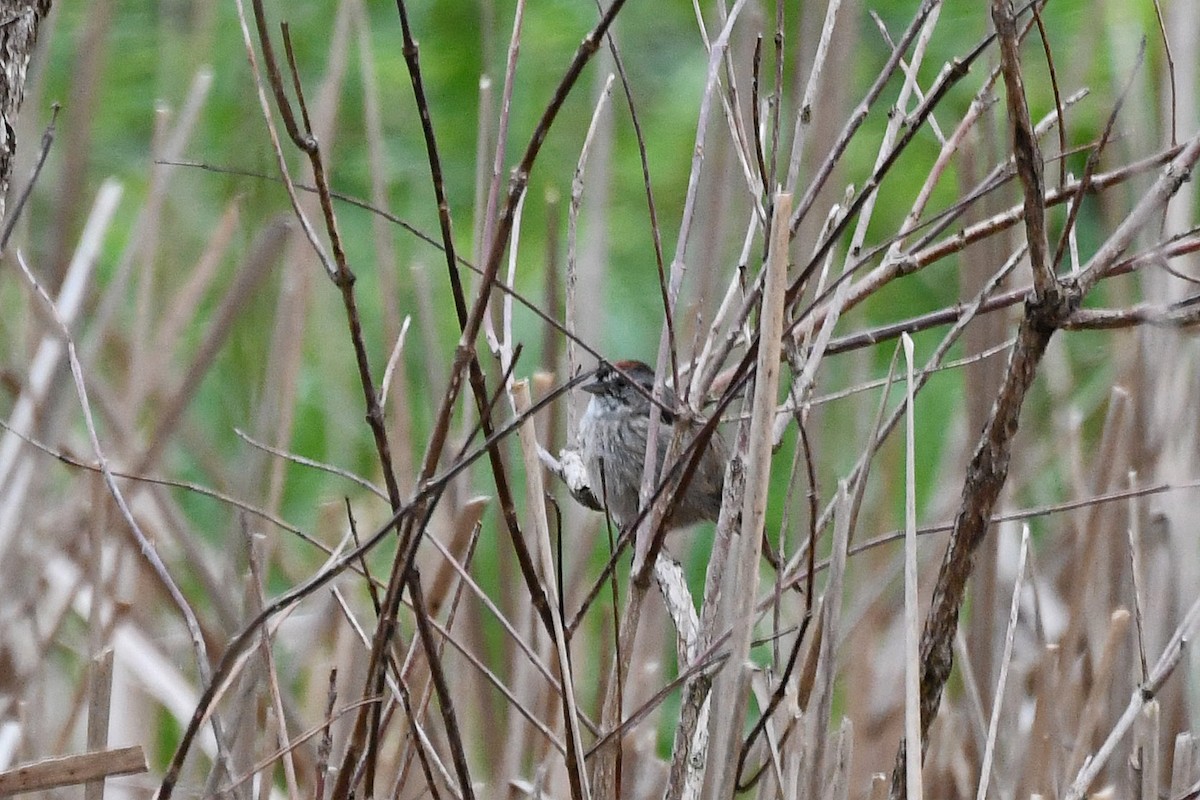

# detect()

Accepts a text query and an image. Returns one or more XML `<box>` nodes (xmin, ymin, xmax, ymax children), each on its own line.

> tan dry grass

<box><xmin>2</xmin><ymin>2</ymin><xmax>1200</xmax><ymax>800</ymax></box>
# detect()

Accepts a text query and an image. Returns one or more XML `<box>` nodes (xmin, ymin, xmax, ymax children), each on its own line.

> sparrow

<box><xmin>577</xmin><ymin>360</ymin><xmax>726</xmax><ymax>529</ymax></box>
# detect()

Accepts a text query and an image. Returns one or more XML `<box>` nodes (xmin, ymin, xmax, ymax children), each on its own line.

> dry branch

<box><xmin>0</xmin><ymin>0</ymin><xmax>52</xmax><ymax>226</ymax></box>
<box><xmin>886</xmin><ymin>6</ymin><xmax>1200</xmax><ymax>796</ymax></box>
<box><xmin>9</xmin><ymin>5</ymin><xmax>1200</xmax><ymax>800</ymax></box>
<box><xmin>0</xmin><ymin>746</ymin><xmax>146</xmax><ymax>795</ymax></box>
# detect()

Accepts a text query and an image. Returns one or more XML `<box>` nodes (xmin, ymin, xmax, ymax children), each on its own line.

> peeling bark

<box><xmin>0</xmin><ymin>0</ymin><xmax>51</xmax><ymax>227</ymax></box>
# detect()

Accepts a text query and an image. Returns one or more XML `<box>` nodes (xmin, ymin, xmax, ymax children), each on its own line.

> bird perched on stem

<box><xmin>577</xmin><ymin>359</ymin><xmax>727</xmax><ymax>530</ymax></box>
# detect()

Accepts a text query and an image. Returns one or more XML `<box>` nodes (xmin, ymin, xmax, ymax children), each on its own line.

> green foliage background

<box><xmin>2</xmin><ymin>3</ymin><xmax>1186</xmax><ymax>777</ymax></box>
<box><xmin>4</xmin><ymin>0</ymin><xmax>1162</xmax><ymax>569</ymax></box>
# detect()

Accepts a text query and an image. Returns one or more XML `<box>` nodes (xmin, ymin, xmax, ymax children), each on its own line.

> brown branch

<box><xmin>887</xmin><ymin>286</ymin><xmax>1077</xmax><ymax>800</ymax></box>
<box><xmin>389</xmin><ymin>0</ymin><xmax>551</xmax><ymax>644</ymax></box>
<box><xmin>0</xmin><ymin>747</ymin><xmax>146</xmax><ymax>795</ymax></box>
<box><xmin>1050</xmin><ymin>40</ymin><xmax>1145</xmax><ymax>271</ymax></box>
<box><xmin>1065</xmin><ymin>295</ymin><xmax>1200</xmax><ymax>330</ymax></box>
<box><xmin>992</xmin><ymin>0</ymin><xmax>1053</xmax><ymax>296</ymax></box>
<box><xmin>0</xmin><ymin>0</ymin><xmax>52</xmax><ymax>228</ymax></box>
<box><xmin>787</xmin><ymin>0</ymin><xmax>939</xmax><ymax>236</ymax></box>
<box><xmin>889</xmin><ymin>10</ymin><xmax>1093</xmax><ymax>792</ymax></box>
<box><xmin>336</xmin><ymin>2</ymin><xmax>634</xmax><ymax>798</ymax></box>
<box><xmin>242</xmin><ymin>5</ymin><xmax>477</xmax><ymax>797</ymax></box>
<box><xmin>886</xmin><ymin>32</ymin><xmax>1200</xmax><ymax>800</ymax></box>
<box><xmin>155</xmin><ymin>369</ymin><xmax>582</xmax><ymax>800</ymax></box>
<box><xmin>1030</xmin><ymin>3</ymin><xmax>1066</xmax><ymax>190</ymax></box>
<box><xmin>588</xmin><ymin>0</ymin><xmax>675</xmax><ymax>385</ymax></box>
<box><xmin>909</xmin><ymin>143</ymin><xmax>1182</xmax><ymax>272</ymax></box>
<box><xmin>0</xmin><ymin>102</ymin><xmax>57</xmax><ymax>251</ymax></box>
<box><xmin>1076</xmin><ymin>127</ymin><xmax>1200</xmax><ymax>295</ymax></box>
<box><xmin>786</xmin><ymin>11</ymin><xmax>996</xmax><ymax>303</ymax></box>
<box><xmin>821</xmin><ymin>230</ymin><xmax>1191</xmax><ymax>350</ymax></box>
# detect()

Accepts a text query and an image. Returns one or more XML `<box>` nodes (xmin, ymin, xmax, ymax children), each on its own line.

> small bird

<box><xmin>577</xmin><ymin>360</ymin><xmax>727</xmax><ymax>529</ymax></box>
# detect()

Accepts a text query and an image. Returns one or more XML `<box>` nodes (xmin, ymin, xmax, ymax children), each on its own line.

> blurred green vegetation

<box><xmin>13</xmin><ymin>0</ymin><xmax>1166</xmax><ymax>632</ymax></box>
<box><xmin>1</xmin><ymin>0</ymin><xmax>1187</xmax><ymax>781</ymax></box>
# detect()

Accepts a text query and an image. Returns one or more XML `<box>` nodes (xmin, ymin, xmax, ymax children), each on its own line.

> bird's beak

<box><xmin>580</xmin><ymin>373</ymin><xmax>604</xmax><ymax>395</ymax></box>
